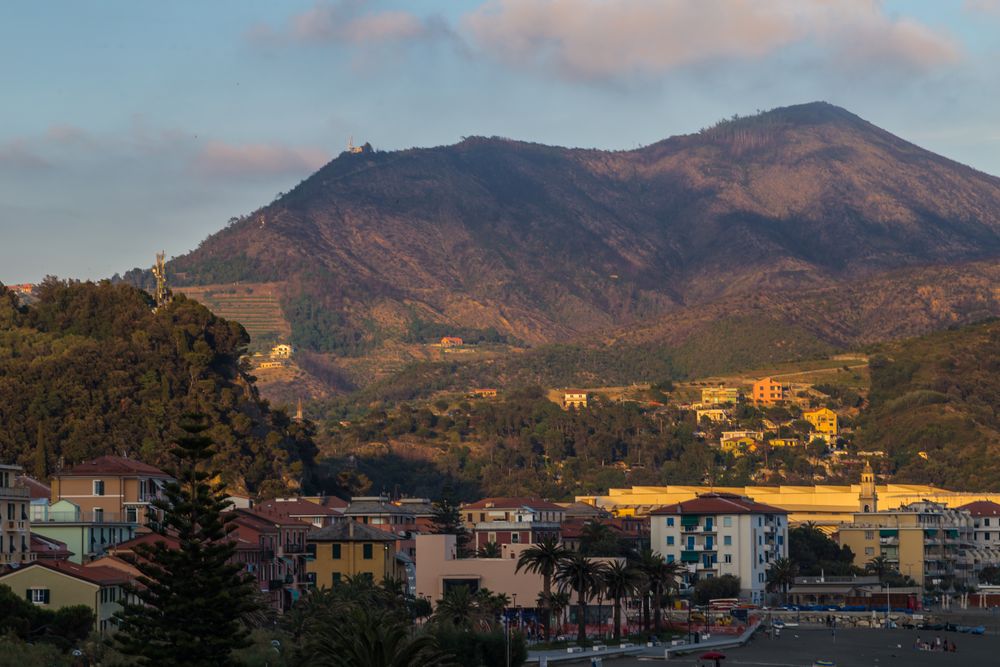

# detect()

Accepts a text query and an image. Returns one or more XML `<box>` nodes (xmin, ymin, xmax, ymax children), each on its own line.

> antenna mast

<box><xmin>151</xmin><ymin>251</ymin><xmax>171</xmax><ymax>309</ymax></box>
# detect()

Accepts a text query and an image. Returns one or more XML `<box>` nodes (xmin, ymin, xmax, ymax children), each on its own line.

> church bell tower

<box><xmin>859</xmin><ymin>459</ymin><xmax>878</xmax><ymax>513</ymax></box>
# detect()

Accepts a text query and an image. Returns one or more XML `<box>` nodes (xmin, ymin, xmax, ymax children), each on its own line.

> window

<box><xmin>865</xmin><ymin>547</ymin><xmax>875</xmax><ymax>556</ymax></box>
<box><xmin>512</xmin><ymin>533</ymin><xmax>520</xmax><ymax>544</ymax></box>
<box><xmin>93</xmin><ymin>480</ymin><xmax>105</xmax><ymax>496</ymax></box>
<box><xmin>666</xmin><ymin>517</ymin><xmax>674</xmax><ymax>526</ymax></box>
<box><xmin>666</xmin><ymin>536</ymin><xmax>675</xmax><ymax>546</ymax></box>
<box><xmin>363</xmin><ymin>543</ymin><xmax>373</xmax><ymax>560</ymax></box>
<box><xmin>6</xmin><ymin>503</ymin><xmax>12</xmax><ymax>520</ymax></box>
<box><xmin>125</xmin><ymin>507</ymin><xmax>137</xmax><ymax>523</ymax></box>
<box><xmin>332</xmin><ymin>573</ymin><xmax>341</xmax><ymax>584</ymax></box>
<box><xmin>758</xmin><ymin>573</ymin><xmax>765</xmax><ymax>583</ymax></box>
<box><xmin>722</xmin><ymin>516</ymin><xmax>732</xmax><ymax>528</ymax></box>
<box><xmin>332</xmin><ymin>544</ymin><xmax>342</xmax><ymax>559</ymax></box>
<box><xmin>865</xmin><ymin>530</ymin><xmax>874</xmax><ymax>539</ymax></box>
<box><xmin>28</xmin><ymin>588</ymin><xmax>49</xmax><ymax>605</ymax></box>
<box><xmin>723</xmin><ymin>536</ymin><xmax>732</xmax><ymax>546</ymax></box>
<box><xmin>724</xmin><ymin>554</ymin><xmax>732</xmax><ymax>563</ymax></box>
<box><xmin>987</xmin><ymin>518</ymin><xmax>992</xmax><ymax>527</ymax></box>
<box><xmin>94</xmin><ymin>508</ymin><xmax>104</xmax><ymax>523</ymax></box>
<box><xmin>777</xmin><ymin>535</ymin><xmax>784</xmax><ymax>545</ymax></box>
<box><xmin>666</xmin><ymin>554</ymin><xmax>675</xmax><ymax>563</ymax></box>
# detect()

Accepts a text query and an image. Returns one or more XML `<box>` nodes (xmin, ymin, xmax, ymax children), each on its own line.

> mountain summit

<box><xmin>169</xmin><ymin>102</ymin><xmax>1000</xmax><ymax>350</ymax></box>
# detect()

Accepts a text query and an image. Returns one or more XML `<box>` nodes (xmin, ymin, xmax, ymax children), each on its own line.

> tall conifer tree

<box><xmin>113</xmin><ymin>414</ymin><xmax>259</xmax><ymax>666</ymax></box>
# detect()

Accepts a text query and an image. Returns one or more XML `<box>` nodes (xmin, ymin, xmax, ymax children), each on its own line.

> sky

<box><xmin>2</xmin><ymin>0</ymin><xmax>1000</xmax><ymax>283</ymax></box>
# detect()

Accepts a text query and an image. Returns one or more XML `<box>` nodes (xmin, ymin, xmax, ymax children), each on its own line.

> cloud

<box><xmin>965</xmin><ymin>0</ymin><xmax>1000</xmax><ymax>13</ymax></box>
<box><xmin>0</xmin><ymin>139</ymin><xmax>50</xmax><ymax>170</ymax></box>
<box><xmin>249</xmin><ymin>1</ymin><xmax>444</xmax><ymax>47</ymax></box>
<box><xmin>461</xmin><ymin>0</ymin><xmax>961</xmax><ymax>82</ymax></box>
<box><xmin>194</xmin><ymin>141</ymin><xmax>329</xmax><ymax>178</ymax></box>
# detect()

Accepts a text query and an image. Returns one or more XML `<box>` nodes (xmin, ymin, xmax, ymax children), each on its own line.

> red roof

<box><xmin>256</xmin><ymin>498</ymin><xmax>343</xmax><ymax>517</ymax></box>
<box><xmin>463</xmin><ymin>497</ymin><xmax>566</xmax><ymax>512</ymax></box>
<box><xmin>958</xmin><ymin>500</ymin><xmax>1000</xmax><ymax>517</ymax></box>
<box><xmin>649</xmin><ymin>493</ymin><xmax>788</xmax><ymax>516</ymax></box>
<box><xmin>19</xmin><ymin>559</ymin><xmax>131</xmax><ymax>586</ymax></box>
<box><xmin>559</xmin><ymin>519</ymin><xmax>625</xmax><ymax>539</ymax></box>
<box><xmin>30</xmin><ymin>533</ymin><xmax>73</xmax><ymax>559</ymax></box>
<box><xmin>232</xmin><ymin>507</ymin><xmax>312</xmax><ymax>528</ymax></box>
<box><xmin>111</xmin><ymin>532</ymin><xmax>182</xmax><ymax>552</ymax></box>
<box><xmin>16</xmin><ymin>475</ymin><xmax>51</xmax><ymax>500</ymax></box>
<box><xmin>58</xmin><ymin>455</ymin><xmax>170</xmax><ymax>478</ymax></box>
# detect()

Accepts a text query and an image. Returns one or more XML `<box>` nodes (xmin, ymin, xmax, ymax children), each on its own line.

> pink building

<box><xmin>461</xmin><ymin>497</ymin><xmax>564</xmax><ymax>551</ymax></box>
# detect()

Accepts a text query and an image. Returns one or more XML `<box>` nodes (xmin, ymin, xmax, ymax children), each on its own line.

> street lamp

<box><xmin>884</xmin><ymin>583</ymin><xmax>891</xmax><ymax>629</ymax></box>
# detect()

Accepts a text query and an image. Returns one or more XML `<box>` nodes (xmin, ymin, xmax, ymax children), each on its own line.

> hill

<box><xmin>0</xmin><ymin>280</ymin><xmax>316</xmax><ymax>495</ymax></box>
<box><xmin>858</xmin><ymin>319</ymin><xmax>1000</xmax><ymax>490</ymax></box>
<box><xmin>165</xmin><ymin>101</ymin><xmax>1000</xmax><ymax>368</ymax></box>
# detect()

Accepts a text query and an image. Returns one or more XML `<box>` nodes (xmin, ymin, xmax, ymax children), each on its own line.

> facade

<box><xmin>959</xmin><ymin>501</ymin><xmax>1000</xmax><ymax>548</ymax></box>
<box><xmin>472</xmin><ymin>388</ymin><xmax>499</xmax><ymax>398</ymax></box>
<box><xmin>0</xmin><ymin>560</ymin><xmax>130</xmax><ymax>633</ymax></box>
<box><xmin>229</xmin><ymin>509</ymin><xmax>312</xmax><ymax>611</ymax></box>
<box><xmin>255</xmin><ymin>498</ymin><xmax>345</xmax><ymax>528</ymax></box>
<box><xmin>803</xmin><ymin>408</ymin><xmax>839</xmax><ymax>437</ymax></box>
<box><xmin>1</xmin><ymin>463</ymin><xmax>32</xmax><ymax>566</ymax></box>
<box><xmin>270</xmin><ymin>343</ymin><xmax>293</xmax><ymax>359</ymax></box>
<box><xmin>836</xmin><ymin>501</ymin><xmax>980</xmax><ymax>588</ymax></box>
<box><xmin>306</xmin><ymin>521</ymin><xmax>405</xmax><ymax>587</ymax></box>
<box><xmin>695</xmin><ymin>408</ymin><xmax>728</xmax><ymax>423</ymax></box>
<box><xmin>563</xmin><ymin>392</ymin><xmax>588</xmax><ymax>409</ymax></box>
<box><xmin>31</xmin><ymin>499</ymin><xmax>137</xmax><ymax>563</ymax></box>
<box><xmin>650</xmin><ymin>493</ymin><xmax>789</xmax><ymax>604</ymax></box>
<box><xmin>415</xmin><ymin>534</ymin><xmax>544</xmax><ymax>609</ymax></box>
<box><xmin>560</xmin><ymin>517</ymin><xmax>649</xmax><ymax>554</ymax></box>
<box><xmin>461</xmin><ymin>497</ymin><xmax>564</xmax><ymax>551</ymax></box>
<box><xmin>50</xmin><ymin>455</ymin><xmax>172</xmax><ymax>526</ymax></box>
<box><xmin>701</xmin><ymin>386</ymin><xmax>740</xmax><ymax>405</ymax></box>
<box><xmin>767</xmin><ymin>437</ymin><xmax>802</xmax><ymax>448</ymax></box>
<box><xmin>752</xmin><ymin>377</ymin><xmax>787</xmax><ymax>404</ymax></box>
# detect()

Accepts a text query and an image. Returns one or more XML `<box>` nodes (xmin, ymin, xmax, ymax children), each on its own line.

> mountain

<box><xmin>858</xmin><ymin>319</ymin><xmax>1000</xmax><ymax>491</ymax></box>
<box><xmin>0</xmin><ymin>280</ymin><xmax>316</xmax><ymax>494</ymax></box>
<box><xmin>167</xmin><ymin>102</ymin><xmax>1000</xmax><ymax>378</ymax></box>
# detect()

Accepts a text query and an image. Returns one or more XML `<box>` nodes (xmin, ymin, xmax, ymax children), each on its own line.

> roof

<box><xmin>0</xmin><ymin>559</ymin><xmax>130</xmax><ymax>586</ymax></box>
<box><xmin>110</xmin><ymin>532</ymin><xmax>182</xmax><ymax>552</ymax></box>
<box><xmin>256</xmin><ymin>498</ymin><xmax>343</xmax><ymax>517</ymax></box>
<box><xmin>649</xmin><ymin>492</ymin><xmax>788</xmax><ymax>516</ymax></box>
<box><xmin>16</xmin><ymin>475</ymin><xmax>51</xmax><ymax>500</ymax></box>
<box><xmin>559</xmin><ymin>519</ymin><xmax>625</xmax><ymax>540</ymax></box>
<box><xmin>307</xmin><ymin>520</ymin><xmax>399</xmax><ymax>542</ymax></box>
<box><xmin>344</xmin><ymin>499</ymin><xmax>417</xmax><ymax>516</ymax></box>
<box><xmin>58</xmin><ymin>455</ymin><xmax>170</xmax><ymax>478</ymax></box>
<box><xmin>232</xmin><ymin>508</ymin><xmax>312</xmax><ymax>528</ymax></box>
<box><xmin>462</xmin><ymin>497</ymin><xmax>566</xmax><ymax>512</ymax></box>
<box><xmin>30</xmin><ymin>533</ymin><xmax>73</xmax><ymax>559</ymax></box>
<box><xmin>958</xmin><ymin>500</ymin><xmax>1000</xmax><ymax>517</ymax></box>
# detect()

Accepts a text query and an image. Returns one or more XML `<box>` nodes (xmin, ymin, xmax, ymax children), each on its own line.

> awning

<box><xmin>681</xmin><ymin>551</ymin><xmax>699</xmax><ymax>563</ymax></box>
<box><xmin>681</xmin><ymin>516</ymin><xmax>700</xmax><ymax>527</ymax></box>
<box><xmin>879</xmin><ymin>529</ymin><xmax>898</xmax><ymax>537</ymax></box>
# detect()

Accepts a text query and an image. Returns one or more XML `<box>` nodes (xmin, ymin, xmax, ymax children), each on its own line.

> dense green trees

<box><xmin>0</xmin><ymin>280</ymin><xmax>315</xmax><ymax>494</ymax></box>
<box><xmin>788</xmin><ymin>524</ymin><xmax>860</xmax><ymax>576</ymax></box>
<box><xmin>693</xmin><ymin>574</ymin><xmax>741</xmax><ymax>605</ymax></box>
<box><xmin>0</xmin><ymin>584</ymin><xmax>93</xmax><ymax>651</ymax></box>
<box><xmin>113</xmin><ymin>416</ymin><xmax>260</xmax><ymax>666</ymax></box>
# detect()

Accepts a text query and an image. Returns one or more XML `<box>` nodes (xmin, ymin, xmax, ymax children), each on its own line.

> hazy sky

<box><xmin>2</xmin><ymin>0</ymin><xmax>999</xmax><ymax>283</ymax></box>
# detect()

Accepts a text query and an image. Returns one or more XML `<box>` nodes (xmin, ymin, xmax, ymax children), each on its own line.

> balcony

<box><xmin>39</xmin><ymin>510</ymin><xmax>135</xmax><ymax>524</ymax></box>
<box><xmin>267</xmin><ymin>579</ymin><xmax>285</xmax><ymax>591</ymax></box>
<box><xmin>0</xmin><ymin>486</ymin><xmax>30</xmax><ymax>499</ymax></box>
<box><xmin>280</xmin><ymin>543</ymin><xmax>307</xmax><ymax>555</ymax></box>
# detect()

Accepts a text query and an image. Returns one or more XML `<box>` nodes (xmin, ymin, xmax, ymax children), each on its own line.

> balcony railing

<box><xmin>39</xmin><ymin>511</ymin><xmax>136</xmax><ymax>524</ymax></box>
<box><xmin>0</xmin><ymin>486</ymin><xmax>30</xmax><ymax>499</ymax></box>
<box><xmin>281</xmin><ymin>543</ymin><xmax>307</xmax><ymax>554</ymax></box>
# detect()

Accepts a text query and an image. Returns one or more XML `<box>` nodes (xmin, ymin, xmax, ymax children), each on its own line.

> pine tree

<box><xmin>34</xmin><ymin>422</ymin><xmax>48</xmax><ymax>478</ymax></box>
<box><xmin>430</xmin><ymin>485</ymin><xmax>470</xmax><ymax>557</ymax></box>
<box><xmin>113</xmin><ymin>414</ymin><xmax>259</xmax><ymax>666</ymax></box>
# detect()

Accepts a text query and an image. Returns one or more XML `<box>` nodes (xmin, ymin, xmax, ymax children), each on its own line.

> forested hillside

<box><xmin>858</xmin><ymin>319</ymin><xmax>1000</xmax><ymax>489</ymax></box>
<box><xmin>0</xmin><ymin>280</ymin><xmax>316</xmax><ymax>495</ymax></box>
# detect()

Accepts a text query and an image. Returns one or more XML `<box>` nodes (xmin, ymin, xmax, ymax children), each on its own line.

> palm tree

<box><xmin>516</xmin><ymin>535</ymin><xmax>570</xmax><ymax>640</ymax></box>
<box><xmin>544</xmin><ymin>591</ymin><xmax>572</xmax><ymax>638</ymax></box>
<box><xmin>633</xmin><ymin>549</ymin><xmax>662</xmax><ymax>632</ymax></box>
<box><xmin>580</xmin><ymin>520</ymin><xmax>619</xmax><ymax>556</ymax></box>
<box><xmin>477</xmin><ymin>541</ymin><xmax>502</xmax><ymax>558</ymax></box>
<box><xmin>650</xmin><ymin>560</ymin><xmax>683</xmax><ymax>632</ymax></box>
<box><xmin>433</xmin><ymin>586</ymin><xmax>478</xmax><ymax>629</ymax></box>
<box><xmin>556</xmin><ymin>553</ymin><xmax>607</xmax><ymax>643</ymax></box>
<box><xmin>602</xmin><ymin>560</ymin><xmax>641</xmax><ymax>639</ymax></box>
<box><xmin>866</xmin><ymin>555</ymin><xmax>892</xmax><ymax>582</ymax></box>
<box><xmin>307</xmin><ymin>606</ymin><xmax>456</xmax><ymax>667</ymax></box>
<box><xmin>766</xmin><ymin>557</ymin><xmax>798</xmax><ymax>606</ymax></box>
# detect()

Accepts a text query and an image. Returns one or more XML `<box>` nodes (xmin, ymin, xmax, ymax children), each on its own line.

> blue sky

<box><xmin>2</xmin><ymin>0</ymin><xmax>999</xmax><ymax>283</ymax></box>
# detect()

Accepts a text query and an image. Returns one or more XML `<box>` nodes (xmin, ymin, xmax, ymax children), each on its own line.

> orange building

<box><xmin>440</xmin><ymin>337</ymin><xmax>464</xmax><ymax>347</ymax></box>
<box><xmin>752</xmin><ymin>377</ymin><xmax>787</xmax><ymax>404</ymax></box>
<box><xmin>50</xmin><ymin>456</ymin><xmax>173</xmax><ymax>525</ymax></box>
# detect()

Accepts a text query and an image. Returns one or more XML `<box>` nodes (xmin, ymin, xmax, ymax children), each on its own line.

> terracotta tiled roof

<box><xmin>20</xmin><ymin>559</ymin><xmax>131</xmax><ymax>586</ymax></box>
<box><xmin>233</xmin><ymin>507</ymin><xmax>312</xmax><ymax>528</ymax></box>
<box><xmin>256</xmin><ymin>498</ymin><xmax>343</xmax><ymax>517</ymax></box>
<box><xmin>58</xmin><ymin>455</ymin><xmax>170</xmax><ymax>478</ymax></box>
<box><xmin>110</xmin><ymin>532</ymin><xmax>182</xmax><ymax>552</ymax></box>
<box><xmin>307</xmin><ymin>520</ymin><xmax>398</xmax><ymax>542</ymax></box>
<box><xmin>16</xmin><ymin>475</ymin><xmax>51</xmax><ymax>500</ymax></box>
<box><xmin>559</xmin><ymin>519</ymin><xmax>625</xmax><ymax>539</ymax></box>
<box><xmin>30</xmin><ymin>533</ymin><xmax>73</xmax><ymax>559</ymax></box>
<box><xmin>462</xmin><ymin>497</ymin><xmax>566</xmax><ymax>512</ymax></box>
<box><xmin>649</xmin><ymin>492</ymin><xmax>788</xmax><ymax>516</ymax></box>
<box><xmin>958</xmin><ymin>500</ymin><xmax>1000</xmax><ymax>517</ymax></box>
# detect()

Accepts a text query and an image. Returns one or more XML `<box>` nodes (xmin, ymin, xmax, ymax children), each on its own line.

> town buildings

<box><xmin>255</xmin><ymin>497</ymin><xmax>345</xmax><ymax>528</ymax></box>
<box><xmin>1</xmin><ymin>463</ymin><xmax>32</xmax><ymax>566</ymax></box>
<box><xmin>0</xmin><ymin>560</ymin><xmax>130</xmax><ymax>633</ymax></box>
<box><xmin>650</xmin><ymin>493</ymin><xmax>789</xmax><ymax>605</ymax></box>
<box><xmin>960</xmin><ymin>500</ymin><xmax>1000</xmax><ymax>548</ymax></box>
<box><xmin>695</xmin><ymin>407</ymin><xmax>728</xmax><ymax>423</ymax></box>
<box><xmin>306</xmin><ymin>521</ymin><xmax>406</xmax><ymax>587</ymax></box>
<box><xmin>701</xmin><ymin>386</ymin><xmax>740</xmax><ymax>405</ymax></box>
<box><xmin>752</xmin><ymin>377</ymin><xmax>787</xmax><ymax>404</ymax></box>
<box><xmin>31</xmin><ymin>498</ymin><xmax>138</xmax><ymax>563</ymax></box>
<box><xmin>229</xmin><ymin>508</ymin><xmax>312</xmax><ymax>611</ymax></box>
<box><xmin>461</xmin><ymin>497</ymin><xmax>564</xmax><ymax>551</ymax></box>
<box><xmin>837</xmin><ymin>500</ymin><xmax>980</xmax><ymax>588</ymax></box>
<box><xmin>50</xmin><ymin>455</ymin><xmax>172</xmax><ymax>525</ymax></box>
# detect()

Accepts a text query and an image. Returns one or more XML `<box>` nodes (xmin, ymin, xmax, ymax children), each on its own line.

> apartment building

<box><xmin>960</xmin><ymin>500</ymin><xmax>1000</xmax><ymax>548</ymax></box>
<box><xmin>306</xmin><ymin>521</ymin><xmax>406</xmax><ymax>587</ymax></box>
<box><xmin>701</xmin><ymin>386</ymin><xmax>740</xmax><ymax>405</ymax></box>
<box><xmin>50</xmin><ymin>455</ymin><xmax>172</xmax><ymax>525</ymax></box>
<box><xmin>752</xmin><ymin>377</ymin><xmax>787</xmax><ymax>404</ymax></box>
<box><xmin>837</xmin><ymin>501</ymin><xmax>979</xmax><ymax>588</ymax></box>
<box><xmin>0</xmin><ymin>463</ymin><xmax>32</xmax><ymax>566</ymax></box>
<box><xmin>461</xmin><ymin>497</ymin><xmax>564</xmax><ymax>551</ymax></box>
<box><xmin>650</xmin><ymin>493</ymin><xmax>788</xmax><ymax>604</ymax></box>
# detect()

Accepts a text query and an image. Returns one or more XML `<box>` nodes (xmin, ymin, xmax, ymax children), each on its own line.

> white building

<box><xmin>650</xmin><ymin>492</ymin><xmax>788</xmax><ymax>604</ymax></box>
<box><xmin>1</xmin><ymin>463</ymin><xmax>34</xmax><ymax>566</ymax></box>
<box><xmin>960</xmin><ymin>501</ymin><xmax>1000</xmax><ymax>548</ymax></box>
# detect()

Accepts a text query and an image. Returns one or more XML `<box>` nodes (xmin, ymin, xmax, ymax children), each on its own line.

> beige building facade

<box><xmin>51</xmin><ymin>456</ymin><xmax>172</xmax><ymax>525</ymax></box>
<box><xmin>1</xmin><ymin>463</ymin><xmax>32</xmax><ymax>566</ymax></box>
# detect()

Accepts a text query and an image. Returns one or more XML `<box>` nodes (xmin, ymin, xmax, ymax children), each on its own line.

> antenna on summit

<box><xmin>347</xmin><ymin>136</ymin><xmax>364</xmax><ymax>154</ymax></box>
<box><xmin>151</xmin><ymin>251</ymin><xmax>172</xmax><ymax>310</ymax></box>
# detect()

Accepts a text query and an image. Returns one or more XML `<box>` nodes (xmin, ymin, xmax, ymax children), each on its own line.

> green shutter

<box><xmin>681</xmin><ymin>515</ymin><xmax>700</xmax><ymax>527</ymax></box>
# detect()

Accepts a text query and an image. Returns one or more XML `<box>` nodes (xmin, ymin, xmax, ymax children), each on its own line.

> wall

<box><xmin>0</xmin><ymin>567</ymin><xmax>99</xmax><ymax>625</ymax></box>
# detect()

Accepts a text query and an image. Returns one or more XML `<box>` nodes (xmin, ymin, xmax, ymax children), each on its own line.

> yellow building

<box><xmin>701</xmin><ymin>386</ymin><xmax>740</xmax><ymax>405</ymax></box>
<box><xmin>270</xmin><ymin>343</ymin><xmax>293</xmax><ymax>359</ymax></box>
<box><xmin>563</xmin><ymin>392</ymin><xmax>588</xmax><ymax>409</ymax></box>
<box><xmin>767</xmin><ymin>437</ymin><xmax>802</xmax><ymax>448</ymax></box>
<box><xmin>837</xmin><ymin>500</ymin><xmax>978</xmax><ymax>588</ymax></box>
<box><xmin>306</xmin><ymin>521</ymin><xmax>405</xmax><ymax>587</ymax></box>
<box><xmin>0</xmin><ymin>560</ymin><xmax>130</xmax><ymax>634</ymax></box>
<box><xmin>804</xmin><ymin>408</ymin><xmax>839</xmax><ymax>436</ymax></box>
